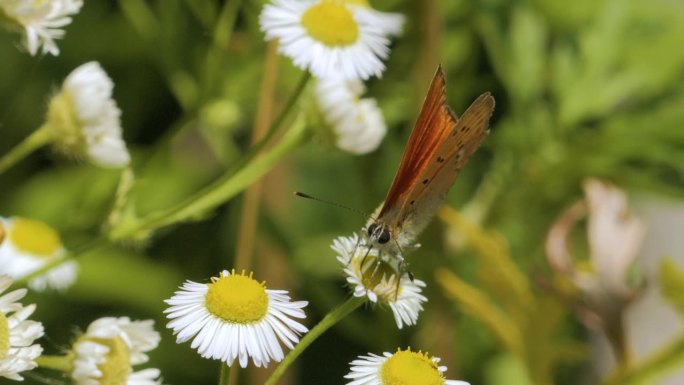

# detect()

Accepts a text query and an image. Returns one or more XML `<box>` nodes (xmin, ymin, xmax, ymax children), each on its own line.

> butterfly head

<box><xmin>367</xmin><ymin>222</ymin><xmax>392</xmax><ymax>245</ymax></box>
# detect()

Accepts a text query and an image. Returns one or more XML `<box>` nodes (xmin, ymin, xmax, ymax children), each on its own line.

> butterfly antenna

<box><xmin>294</xmin><ymin>191</ymin><xmax>370</xmax><ymax>219</ymax></box>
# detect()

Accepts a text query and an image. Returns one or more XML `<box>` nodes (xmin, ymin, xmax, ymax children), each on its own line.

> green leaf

<box><xmin>659</xmin><ymin>257</ymin><xmax>684</xmax><ymax>316</ymax></box>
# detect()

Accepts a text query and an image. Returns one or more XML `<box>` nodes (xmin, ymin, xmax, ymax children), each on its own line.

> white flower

<box><xmin>259</xmin><ymin>0</ymin><xmax>404</xmax><ymax>80</ymax></box>
<box><xmin>316</xmin><ymin>76</ymin><xmax>387</xmax><ymax>154</ymax></box>
<box><xmin>0</xmin><ymin>0</ymin><xmax>83</xmax><ymax>55</ymax></box>
<box><xmin>332</xmin><ymin>234</ymin><xmax>427</xmax><ymax>328</ymax></box>
<box><xmin>0</xmin><ymin>217</ymin><xmax>77</xmax><ymax>291</ymax></box>
<box><xmin>46</xmin><ymin>61</ymin><xmax>130</xmax><ymax>168</ymax></box>
<box><xmin>71</xmin><ymin>317</ymin><xmax>162</xmax><ymax>385</ymax></box>
<box><xmin>0</xmin><ymin>275</ymin><xmax>44</xmax><ymax>381</ymax></box>
<box><xmin>345</xmin><ymin>348</ymin><xmax>469</xmax><ymax>385</ymax></box>
<box><xmin>164</xmin><ymin>270</ymin><xmax>309</xmax><ymax>368</ymax></box>
<box><xmin>545</xmin><ymin>178</ymin><xmax>646</xmax><ymax>329</ymax></box>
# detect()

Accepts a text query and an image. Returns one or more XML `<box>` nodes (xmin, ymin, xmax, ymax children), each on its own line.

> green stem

<box><xmin>600</xmin><ymin>335</ymin><xmax>684</xmax><ymax>385</ymax></box>
<box><xmin>265</xmin><ymin>297</ymin><xmax>365</xmax><ymax>385</ymax></box>
<box><xmin>0</xmin><ymin>124</ymin><xmax>53</xmax><ymax>175</ymax></box>
<box><xmin>36</xmin><ymin>353</ymin><xmax>74</xmax><ymax>372</ymax></box>
<box><xmin>219</xmin><ymin>362</ymin><xmax>232</xmax><ymax>385</ymax></box>
<box><xmin>110</xmin><ymin>72</ymin><xmax>311</xmax><ymax>238</ymax></box>
<box><xmin>203</xmin><ymin>0</ymin><xmax>244</xmax><ymax>101</ymax></box>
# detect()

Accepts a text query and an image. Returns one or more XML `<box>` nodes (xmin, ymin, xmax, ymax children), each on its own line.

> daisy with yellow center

<box><xmin>345</xmin><ymin>348</ymin><xmax>469</xmax><ymax>385</ymax></box>
<box><xmin>164</xmin><ymin>270</ymin><xmax>309</xmax><ymax>368</ymax></box>
<box><xmin>70</xmin><ymin>317</ymin><xmax>162</xmax><ymax>385</ymax></box>
<box><xmin>0</xmin><ymin>0</ymin><xmax>83</xmax><ymax>55</ymax></box>
<box><xmin>0</xmin><ymin>275</ymin><xmax>44</xmax><ymax>381</ymax></box>
<box><xmin>316</xmin><ymin>76</ymin><xmax>387</xmax><ymax>154</ymax></box>
<box><xmin>332</xmin><ymin>234</ymin><xmax>427</xmax><ymax>329</ymax></box>
<box><xmin>259</xmin><ymin>0</ymin><xmax>404</xmax><ymax>80</ymax></box>
<box><xmin>0</xmin><ymin>217</ymin><xmax>77</xmax><ymax>291</ymax></box>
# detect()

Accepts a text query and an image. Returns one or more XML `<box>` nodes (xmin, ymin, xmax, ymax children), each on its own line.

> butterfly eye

<box><xmin>367</xmin><ymin>223</ymin><xmax>377</xmax><ymax>237</ymax></box>
<box><xmin>378</xmin><ymin>228</ymin><xmax>391</xmax><ymax>244</ymax></box>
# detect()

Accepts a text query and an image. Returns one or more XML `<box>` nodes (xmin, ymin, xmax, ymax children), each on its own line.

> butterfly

<box><xmin>364</xmin><ymin>66</ymin><xmax>495</xmax><ymax>274</ymax></box>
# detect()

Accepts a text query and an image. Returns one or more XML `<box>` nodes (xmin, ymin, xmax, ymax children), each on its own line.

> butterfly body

<box><xmin>363</xmin><ymin>66</ymin><xmax>495</xmax><ymax>266</ymax></box>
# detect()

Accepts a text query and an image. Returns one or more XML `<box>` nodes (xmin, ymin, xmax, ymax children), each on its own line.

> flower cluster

<box><xmin>260</xmin><ymin>0</ymin><xmax>404</xmax><ymax>154</ymax></box>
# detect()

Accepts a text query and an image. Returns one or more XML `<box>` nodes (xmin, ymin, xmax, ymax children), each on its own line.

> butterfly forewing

<box><xmin>396</xmin><ymin>92</ymin><xmax>495</xmax><ymax>239</ymax></box>
<box><xmin>378</xmin><ymin>67</ymin><xmax>456</xmax><ymax>222</ymax></box>
<box><xmin>377</xmin><ymin>67</ymin><xmax>495</xmax><ymax>243</ymax></box>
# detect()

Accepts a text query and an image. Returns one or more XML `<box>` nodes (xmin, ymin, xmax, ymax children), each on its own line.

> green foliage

<box><xmin>1</xmin><ymin>0</ymin><xmax>683</xmax><ymax>384</ymax></box>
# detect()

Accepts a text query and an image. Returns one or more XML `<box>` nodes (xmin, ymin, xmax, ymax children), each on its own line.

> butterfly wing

<box><xmin>396</xmin><ymin>92</ymin><xmax>495</xmax><ymax>239</ymax></box>
<box><xmin>377</xmin><ymin>66</ymin><xmax>456</xmax><ymax>223</ymax></box>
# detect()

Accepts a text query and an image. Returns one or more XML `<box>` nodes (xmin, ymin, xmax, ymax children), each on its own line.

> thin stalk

<box><xmin>234</xmin><ymin>41</ymin><xmax>279</xmax><ymax>271</ymax></box>
<box><xmin>36</xmin><ymin>353</ymin><xmax>74</xmax><ymax>372</ymax></box>
<box><xmin>0</xmin><ymin>125</ymin><xmax>53</xmax><ymax>175</ymax></box>
<box><xmin>219</xmin><ymin>363</ymin><xmax>232</xmax><ymax>385</ymax></box>
<box><xmin>264</xmin><ymin>297</ymin><xmax>365</xmax><ymax>385</ymax></box>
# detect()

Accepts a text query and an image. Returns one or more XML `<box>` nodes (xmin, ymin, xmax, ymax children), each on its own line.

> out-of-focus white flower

<box><xmin>164</xmin><ymin>270</ymin><xmax>309</xmax><ymax>368</ymax></box>
<box><xmin>545</xmin><ymin>178</ymin><xmax>646</xmax><ymax>328</ymax></box>
<box><xmin>316</xmin><ymin>76</ymin><xmax>387</xmax><ymax>154</ymax></box>
<box><xmin>0</xmin><ymin>0</ymin><xmax>83</xmax><ymax>55</ymax></box>
<box><xmin>0</xmin><ymin>275</ymin><xmax>44</xmax><ymax>381</ymax></box>
<box><xmin>46</xmin><ymin>61</ymin><xmax>130</xmax><ymax>168</ymax></box>
<box><xmin>71</xmin><ymin>317</ymin><xmax>162</xmax><ymax>385</ymax></box>
<box><xmin>345</xmin><ymin>348</ymin><xmax>469</xmax><ymax>385</ymax></box>
<box><xmin>0</xmin><ymin>216</ymin><xmax>77</xmax><ymax>291</ymax></box>
<box><xmin>332</xmin><ymin>234</ymin><xmax>427</xmax><ymax>328</ymax></box>
<box><xmin>259</xmin><ymin>0</ymin><xmax>404</xmax><ymax>80</ymax></box>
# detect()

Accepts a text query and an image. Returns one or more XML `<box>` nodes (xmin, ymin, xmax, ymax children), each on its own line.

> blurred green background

<box><xmin>1</xmin><ymin>0</ymin><xmax>684</xmax><ymax>384</ymax></box>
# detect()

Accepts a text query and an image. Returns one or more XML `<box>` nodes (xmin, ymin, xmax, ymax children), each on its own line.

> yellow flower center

<box><xmin>79</xmin><ymin>336</ymin><xmax>130</xmax><ymax>385</ymax></box>
<box><xmin>0</xmin><ymin>312</ymin><xmax>9</xmax><ymax>360</ymax></box>
<box><xmin>381</xmin><ymin>349</ymin><xmax>445</xmax><ymax>385</ymax></box>
<box><xmin>343</xmin><ymin>0</ymin><xmax>369</xmax><ymax>6</ymax></box>
<box><xmin>205</xmin><ymin>271</ymin><xmax>269</xmax><ymax>323</ymax></box>
<box><xmin>8</xmin><ymin>218</ymin><xmax>63</xmax><ymax>257</ymax></box>
<box><xmin>0</xmin><ymin>221</ymin><xmax>5</xmax><ymax>245</ymax></box>
<box><xmin>301</xmin><ymin>2</ymin><xmax>359</xmax><ymax>47</ymax></box>
<box><xmin>358</xmin><ymin>257</ymin><xmax>403</xmax><ymax>301</ymax></box>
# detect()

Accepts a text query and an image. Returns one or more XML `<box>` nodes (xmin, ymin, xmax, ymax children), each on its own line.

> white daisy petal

<box><xmin>71</xmin><ymin>317</ymin><xmax>162</xmax><ymax>385</ymax></box>
<box><xmin>0</xmin><ymin>217</ymin><xmax>77</xmax><ymax>291</ymax></box>
<box><xmin>332</xmin><ymin>234</ymin><xmax>428</xmax><ymax>328</ymax></box>
<box><xmin>345</xmin><ymin>348</ymin><xmax>469</xmax><ymax>385</ymax></box>
<box><xmin>165</xmin><ymin>270</ymin><xmax>309</xmax><ymax>368</ymax></box>
<box><xmin>0</xmin><ymin>276</ymin><xmax>44</xmax><ymax>381</ymax></box>
<box><xmin>260</xmin><ymin>0</ymin><xmax>403</xmax><ymax>80</ymax></box>
<box><xmin>47</xmin><ymin>61</ymin><xmax>130</xmax><ymax>168</ymax></box>
<box><xmin>0</xmin><ymin>0</ymin><xmax>83</xmax><ymax>55</ymax></box>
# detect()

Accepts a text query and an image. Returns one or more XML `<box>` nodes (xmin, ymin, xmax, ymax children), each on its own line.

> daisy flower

<box><xmin>45</xmin><ymin>61</ymin><xmax>130</xmax><ymax>168</ymax></box>
<box><xmin>259</xmin><ymin>0</ymin><xmax>404</xmax><ymax>80</ymax></box>
<box><xmin>0</xmin><ymin>275</ymin><xmax>44</xmax><ymax>381</ymax></box>
<box><xmin>164</xmin><ymin>270</ymin><xmax>309</xmax><ymax>368</ymax></box>
<box><xmin>0</xmin><ymin>0</ymin><xmax>83</xmax><ymax>55</ymax></box>
<box><xmin>315</xmin><ymin>76</ymin><xmax>387</xmax><ymax>154</ymax></box>
<box><xmin>71</xmin><ymin>317</ymin><xmax>162</xmax><ymax>385</ymax></box>
<box><xmin>345</xmin><ymin>347</ymin><xmax>469</xmax><ymax>385</ymax></box>
<box><xmin>0</xmin><ymin>216</ymin><xmax>77</xmax><ymax>291</ymax></box>
<box><xmin>332</xmin><ymin>234</ymin><xmax>427</xmax><ymax>328</ymax></box>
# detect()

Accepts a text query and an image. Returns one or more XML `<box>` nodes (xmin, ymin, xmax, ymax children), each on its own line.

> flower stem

<box><xmin>0</xmin><ymin>124</ymin><xmax>53</xmax><ymax>175</ymax></box>
<box><xmin>234</xmin><ymin>41</ymin><xmax>279</xmax><ymax>271</ymax></box>
<box><xmin>218</xmin><ymin>362</ymin><xmax>232</xmax><ymax>385</ymax></box>
<box><xmin>264</xmin><ymin>296</ymin><xmax>365</xmax><ymax>385</ymax></box>
<box><xmin>36</xmin><ymin>353</ymin><xmax>74</xmax><ymax>373</ymax></box>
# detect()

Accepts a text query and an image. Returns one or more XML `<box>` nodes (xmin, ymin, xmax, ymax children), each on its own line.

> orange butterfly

<box><xmin>364</xmin><ymin>66</ymin><xmax>495</xmax><ymax>273</ymax></box>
